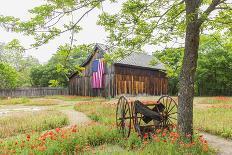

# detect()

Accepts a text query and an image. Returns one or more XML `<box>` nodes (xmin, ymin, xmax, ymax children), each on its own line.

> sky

<box><xmin>0</xmin><ymin>0</ymin><xmax>124</xmax><ymax>63</ymax></box>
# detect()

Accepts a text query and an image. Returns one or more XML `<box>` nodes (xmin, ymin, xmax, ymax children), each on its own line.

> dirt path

<box><xmin>61</xmin><ymin>109</ymin><xmax>91</xmax><ymax>126</ymax></box>
<box><xmin>201</xmin><ymin>132</ymin><xmax>232</xmax><ymax>155</ymax></box>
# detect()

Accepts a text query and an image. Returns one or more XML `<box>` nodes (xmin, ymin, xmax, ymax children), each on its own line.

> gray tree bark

<box><xmin>178</xmin><ymin>0</ymin><xmax>201</xmax><ymax>138</ymax></box>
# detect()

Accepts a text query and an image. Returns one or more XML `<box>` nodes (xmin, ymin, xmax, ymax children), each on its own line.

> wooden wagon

<box><xmin>116</xmin><ymin>95</ymin><xmax>178</xmax><ymax>138</ymax></box>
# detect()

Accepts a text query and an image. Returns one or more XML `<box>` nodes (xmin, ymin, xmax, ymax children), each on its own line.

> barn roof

<box><xmin>95</xmin><ymin>43</ymin><xmax>166</xmax><ymax>71</ymax></box>
<box><xmin>114</xmin><ymin>52</ymin><xmax>165</xmax><ymax>70</ymax></box>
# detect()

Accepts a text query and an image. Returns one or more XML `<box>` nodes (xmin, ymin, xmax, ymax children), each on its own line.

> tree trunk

<box><xmin>178</xmin><ymin>0</ymin><xmax>201</xmax><ymax>138</ymax></box>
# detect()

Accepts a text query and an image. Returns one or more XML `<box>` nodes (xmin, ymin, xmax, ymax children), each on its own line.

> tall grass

<box><xmin>74</xmin><ymin>102</ymin><xmax>115</xmax><ymax>124</ymax></box>
<box><xmin>0</xmin><ymin>110</ymin><xmax>68</xmax><ymax>138</ymax></box>
<box><xmin>0</xmin><ymin>98</ymin><xmax>59</xmax><ymax>106</ymax></box>
<box><xmin>194</xmin><ymin>106</ymin><xmax>232</xmax><ymax>139</ymax></box>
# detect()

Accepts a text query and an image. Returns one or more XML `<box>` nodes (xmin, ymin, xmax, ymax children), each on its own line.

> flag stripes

<box><xmin>92</xmin><ymin>59</ymin><xmax>104</xmax><ymax>88</ymax></box>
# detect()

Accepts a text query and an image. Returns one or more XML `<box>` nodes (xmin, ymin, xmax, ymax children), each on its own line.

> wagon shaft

<box><xmin>134</xmin><ymin>100</ymin><xmax>162</xmax><ymax>122</ymax></box>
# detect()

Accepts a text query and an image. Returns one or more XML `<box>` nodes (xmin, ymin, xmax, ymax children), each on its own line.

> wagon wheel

<box><xmin>157</xmin><ymin>95</ymin><xmax>178</xmax><ymax>130</ymax></box>
<box><xmin>116</xmin><ymin>96</ymin><xmax>131</xmax><ymax>137</ymax></box>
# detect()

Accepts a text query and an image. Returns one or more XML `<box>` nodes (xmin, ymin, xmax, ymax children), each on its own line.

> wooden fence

<box><xmin>0</xmin><ymin>87</ymin><xmax>68</xmax><ymax>97</ymax></box>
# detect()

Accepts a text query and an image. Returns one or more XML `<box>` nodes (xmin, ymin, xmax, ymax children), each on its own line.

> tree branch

<box><xmin>24</xmin><ymin>6</ymin><xmax>96</xmax><ymax>51</ymax></box>
<box><xmin>198</xmin><ymin>0</ymin><xmax>226</xmax><ymax>25</ymax></box>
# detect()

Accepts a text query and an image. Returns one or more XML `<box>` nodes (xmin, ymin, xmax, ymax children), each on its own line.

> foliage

<box><xmin>30</xmin><ymin>64</ymin><xmax>67</xmax><ymax>87</ymax></box>
<box><xmin>30</xmin><ymin>44</ymin><xmax>90</xmax><ymax>87</ymax></box>
<box><xmin>49</xmin><ymin>80</ymin><xmax>60</xmax><ymax>87</ymax></box>
<box><xmin>196</xmin><ymin>34</ymin><xmax>232</xmax><ymax>96</ymax></box>
<box><xmin>0</xmin><ymin>62</ymin><xmax>19</xmax><ymax>89</ymax></box>
<box><xmin>0</xmin><ymin>110</ymin><xmax>68</xmax><ymax>138</ymax></box>
<box><xmin>0</xmin><ymin>43</ymin><xmax>40</xmax><ymax>87</ymax></box>
<box><xmin>154</xmin><ymin>34</ymin><xmax>232</xmax><ymax>96</ymax></box>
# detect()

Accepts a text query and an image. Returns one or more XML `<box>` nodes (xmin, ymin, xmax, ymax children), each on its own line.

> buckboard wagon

<box><xmin>116</xmin><ymin>95</ymin><xmax>178</xmax><ymax>138</ymax></box>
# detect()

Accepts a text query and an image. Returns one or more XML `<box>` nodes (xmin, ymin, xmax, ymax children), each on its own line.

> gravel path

<box><xmin>201</xmin><ymin>132</ymin><xmax>232</xmax><ymax>155</ymax></box>
<box><xmin>61</xmin><ymin>109</ymin><xmax>91</xmax><ymax>126</ymax></box>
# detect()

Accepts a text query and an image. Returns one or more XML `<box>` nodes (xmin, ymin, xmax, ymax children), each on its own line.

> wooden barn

<box><xmin>69</xmin><ymin>43</ymin><xmax>168</xmax><ymax>97</ymax></box>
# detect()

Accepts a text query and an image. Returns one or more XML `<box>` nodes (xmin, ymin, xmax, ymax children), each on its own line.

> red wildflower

<box><xmin>71</xmin><ymin>128</ymin><xmax>77</xmax><ymax>133</ymax></box>
<box><xmin>143</xmin><ymin>133</ymin><xmax>148</xmax><ymax>139</ymax></box>
<box><xmin>26</xmin><ymin>134</ymin><xmax>30</xmax><ymax>141</ymax></box>
<box><xmin>55</xmin><ymin>128</ymin><xmax>61</xmax><ymax>133</ymax></box>
<box><xmin>162</xmin><ymin>132</ymin><xmax>166</xmax><ymax>137</ymax></box>
<box><xmin>156</xmin><ymin>129</ymin><xmax>162</xmax><ymax>134</ymax></box>
<box><xmin>49</xmin><ymin>131</ymin><xmax>54</xmax><ymax>136</ymax></box>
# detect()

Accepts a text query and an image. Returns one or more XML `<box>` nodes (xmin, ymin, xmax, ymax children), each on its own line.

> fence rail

<box><xmin>0</xmin><ymin>87</ymin><xmax>68</xmax><ymax>97</ymax></box>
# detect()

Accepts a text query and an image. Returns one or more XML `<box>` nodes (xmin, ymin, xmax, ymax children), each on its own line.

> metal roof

<box><xmin>95</xmin><ymin>43</ymin><xmax>166</xmax><ymax>71</ymax></box>
<box><xmin>114</xmin><ymin>52</ymin><xmax>166</xmax><ymax>70</ymax></box>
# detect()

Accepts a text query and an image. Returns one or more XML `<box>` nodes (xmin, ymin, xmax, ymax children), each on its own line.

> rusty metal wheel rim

<box><xmin>116</xmin><ymin>96</ymin><xmax>131</xmax><ymax>137</ymax></box>
<box><xmin>157</xmin><ymin>95</ymin><xmax>178</xmax><ymax>129</ymax></box>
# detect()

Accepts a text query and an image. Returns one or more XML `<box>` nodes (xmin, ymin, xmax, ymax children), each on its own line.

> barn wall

<box><xmin>114</xmin><ymin>65</ymin><xmax>168</xmax><ymax>96</ymax></box>
<box><xmin>69</xmin><ymin>50</ymin><xmax>168</xmax><ymax>97</ymax></box>
<box><xmin>69</xmin><ymin>49</ymin><xmax>115</xmax><ymax>97</ymax></box>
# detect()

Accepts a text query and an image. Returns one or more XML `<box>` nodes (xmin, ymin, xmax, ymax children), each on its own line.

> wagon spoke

<box><xmin>168</xmin><ymin>118</ymin><xmax>174</xmax><ymax>125</ymax></box>
<box><xmin>168</xmin><ymin>112</ymin><xmax>177</xmax><ymax>116</ymax></box>
<box><xmin>165</xmin><ymin>97</ymin><xmax>168</xmax><ymax>110</ymax></box>
<box><xmin>168</xmin><ymin>105</ymin><xmax>176</xmax><ymax>113</ymax></box>
<box><xmin>162</xmin><ymin>97</ymin><xmax>165</xmax><ymax>107</ymax></box>
<box><xmin>166</xmin><ymin>98</ymin><xmax>172</xmax><ymax>112</ymax></box>
<box><xmin>169</xmin><ymin>116</ymin><xmax>177</xmax><ymax>120</ymax></box>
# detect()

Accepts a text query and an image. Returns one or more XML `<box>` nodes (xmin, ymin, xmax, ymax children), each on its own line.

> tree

<box><xmin>30</xmin><ymin>44</ymin><xmax>90</xmax><ymax>87</ymax></box>
<box><xmin>196</xmin><ymin>34</ymin><xmax>232</xmax><ymax>96</ymax></box>
<box><xmin>0</xmin><ymin>43</ymin><xmax>40</xmax><ymax>87</ymax></box>
<box><xmin>0</xmin><ymin>62</ymin><xmax>19</xmax><ymax>89</ymax></box>
<box><xmin>154</xmin><ymin>34</ymin><xmax>232</xmax><ymax>96</ymax></box>
<box><xmin>0</xmin><ymin>0</ymin><xmax>231</xmax><ymax>138</ymax></box>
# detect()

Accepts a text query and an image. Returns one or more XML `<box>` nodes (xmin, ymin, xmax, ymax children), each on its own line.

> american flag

<box><xmin>92</xmin><ymin>59</ymin><xmax>104</xmax><ymax>88</ymax></box>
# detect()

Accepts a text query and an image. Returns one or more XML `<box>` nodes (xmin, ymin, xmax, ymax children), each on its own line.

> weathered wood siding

<box><xmin>0</xmin><ymin>87</ymin><xmax>68</xmax><ymax>97</ymax></box>
<box><xmin>114</xmin><ymin>65</ymin><xmax>168</xmax><ymax>96</ymax></box>
<box><xmin>69</xmin><ymin>49</ymin><xmax>115</xmax><ymax>97</ymax></box>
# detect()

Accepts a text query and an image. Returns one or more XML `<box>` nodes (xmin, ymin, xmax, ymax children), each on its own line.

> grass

<box><xmin>74</xmin><ymin>101</ymin><xmax>213</xmax><ymax>155</ymax></box>
<box><xmin>194</xmin><ymin>96</ymin><xmax>232</xmax><ymax>105</ymax></box>
<box><xmin>74</xmin><ymin>101</ymin><xmax>115</xmax><ymax>125</ymax></box>
<box><xmin>194</xmin><ymin>98</ymin><xmax>232</xmax><ymax>139</ymax></box>
<box><xmin>0</xmin><ymin>122</ymin><xmax>213</xmax><ymax>154</ymax></box>
<box><xmin>0</xmin><ymin>110</ymin><xmax>68</xmax><ymax>138</ymax></box>
<box><xmin>45</xmin><ymin>95</ymin><xmax>107</xmax><ymax>102</ymax></box>
<box><xmin>0</xmin><ymin>98</ymin><xmax>59</xmax><ymax>106</ymax></box>
<box><xmin>2</xmin><ymin>95</ymin><xmax>230</xmax><ymax>154</ymax></box>
<box><xmin>0</xmin><ymin>96</ymin><xmax>214</xmax><ymax>154</ymax></box>
<box><xmin>0</xmin><ymin>97</ymin><xmax>30</xmax><ymax>105</ymax></box>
